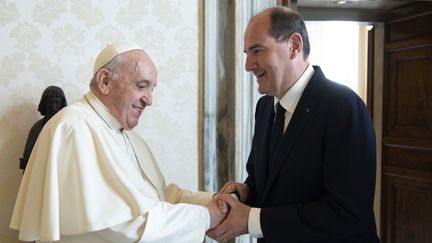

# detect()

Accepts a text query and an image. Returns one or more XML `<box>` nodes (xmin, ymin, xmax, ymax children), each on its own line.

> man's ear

<box><xmin>95</xmin><ymin>68</ymin><xmax>111</xmax><ymax>95</ymax></box>
<box><xmin>289</xmin><ymin>33</ymin><xmax>303</xmax><ymax>59</ymax></box>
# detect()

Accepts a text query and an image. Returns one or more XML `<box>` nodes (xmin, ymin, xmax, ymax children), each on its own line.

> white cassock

<box><xmin>10</xmin><ymin>91</ymin><xmax>213</xmax><ymax>243</ymax></box>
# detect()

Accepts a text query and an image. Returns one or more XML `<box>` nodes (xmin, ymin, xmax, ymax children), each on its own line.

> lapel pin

<box><xmin>306</xmin><ymin>108</ymin><xmax>310</xmax><ymax>113</ymax></box>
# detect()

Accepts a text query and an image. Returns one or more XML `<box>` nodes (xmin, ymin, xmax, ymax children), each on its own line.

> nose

<box><xmin>245</xmin><ymin>55</ymin><xmax>256</xmax><ymax>72</ymax></box>
<box><xmin>141</xmin><ymin>90</ymin><xmax>153</xmax><ymax>106</ymax></box>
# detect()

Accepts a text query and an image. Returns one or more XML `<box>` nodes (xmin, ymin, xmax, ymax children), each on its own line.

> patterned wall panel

<box><xmin>0</xmin><ymin>1</ymin><xmax>199</xmax><ymax>242</ymax></box>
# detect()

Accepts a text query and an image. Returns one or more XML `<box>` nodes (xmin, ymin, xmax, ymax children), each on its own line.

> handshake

<box><xmin>205</xmin><ymin>181</ymin><xmax>250</xmax><ymax>241</ymax></box>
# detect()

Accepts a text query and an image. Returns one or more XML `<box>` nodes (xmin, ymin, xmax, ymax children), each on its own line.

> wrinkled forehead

<box><xmin>128</xmin><ymin>55</ymin><xmax>158</xmax><ymax>86</ymax></box>
<box><xmin>123</xmin><ymin>50</ymin><xmax>157</xmax><ymax>75</ymax></box>
<box><xmin>136</xmin><ymin>60</ymin><xmax>157</xmax><ymax>79</ymax></box>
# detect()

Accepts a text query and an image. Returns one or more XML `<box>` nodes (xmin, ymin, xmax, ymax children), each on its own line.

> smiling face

<box><xmin>244</xmin><ymin>12</ymin><xmax>295</xmax><ymax>99</ymax></box>
<box><xmin>102</xmin><ymin>50</ymin><xmax>157</xmax><ymax>130</ymax></box>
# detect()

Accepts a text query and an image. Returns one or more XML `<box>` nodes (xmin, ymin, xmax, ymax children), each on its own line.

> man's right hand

<box><xmin>219</xmin><ymin>181</ymin><xmax>249</xmax><ymax>202</ymax></box>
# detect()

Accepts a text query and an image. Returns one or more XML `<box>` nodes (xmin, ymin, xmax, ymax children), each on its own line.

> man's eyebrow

<box><xmin>244</xmin><ymin>44</ymin><xmax>265</xmax><ymax>53</ymax></box>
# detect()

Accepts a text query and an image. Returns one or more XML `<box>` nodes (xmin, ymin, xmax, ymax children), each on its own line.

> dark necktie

<box><xmin>269</xmin><ymin>102</ymin><xmax>285</xmax><ymax>166</ymax></box>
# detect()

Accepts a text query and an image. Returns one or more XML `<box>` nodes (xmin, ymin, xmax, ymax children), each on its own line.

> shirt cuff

<box><xmin>248</xmin><ymin>207</ymin><xmax>263</xmax><ymax>238</ymax></box>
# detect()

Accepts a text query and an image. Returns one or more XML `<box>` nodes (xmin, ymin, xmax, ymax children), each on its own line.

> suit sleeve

<box><xmin>260</xmin><ymin>93</ymin><xmax>377</xmax><ymax>241</ymax></box>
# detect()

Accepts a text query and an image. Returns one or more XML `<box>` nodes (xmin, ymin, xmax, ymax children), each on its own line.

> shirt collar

<box><xmin>84</xmin><ymin>91</ymin><xmax>123</xmax><ymax>131</ymax></box>
<box><xmin>274</xmin><ymin>64</ymin><xmax>315</xmax><ymax>114</ymax></box>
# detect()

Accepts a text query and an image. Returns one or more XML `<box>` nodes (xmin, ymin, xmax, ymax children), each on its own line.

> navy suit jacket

<box><xmin>245</xmin><ymin>66</ymin><xmax>379</xmax><ymax>243</ymax></box>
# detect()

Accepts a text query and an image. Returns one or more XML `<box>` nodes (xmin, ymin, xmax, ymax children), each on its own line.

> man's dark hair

<box><xmin>269</xmin><ymin>7</ymin><xmax>310</xmax><ymax>59</ymax></box>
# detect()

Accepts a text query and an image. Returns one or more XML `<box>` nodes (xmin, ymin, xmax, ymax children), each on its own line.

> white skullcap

<box><xmin>93</xmin><ymin>42</ymin><xmax>143</xmax><ymax>75</ymax></box>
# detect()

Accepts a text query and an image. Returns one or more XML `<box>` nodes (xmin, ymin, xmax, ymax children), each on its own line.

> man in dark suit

<box><xmin>207</xmin><ymin>6</ymin><xmax>379</xmax><ymax>243</ymax></box>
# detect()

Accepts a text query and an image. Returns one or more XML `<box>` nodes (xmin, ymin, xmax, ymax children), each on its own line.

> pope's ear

<box><xmin>95</xmin><ymin>68</ymin><xmax>111</xmax><ymax>95</ymax></box>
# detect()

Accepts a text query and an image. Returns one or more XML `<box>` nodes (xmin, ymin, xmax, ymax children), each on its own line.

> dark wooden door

<box><xmin>381</xmin><ymin>8</ymin><xmax>432</xmax><ymax>243</ymax></box>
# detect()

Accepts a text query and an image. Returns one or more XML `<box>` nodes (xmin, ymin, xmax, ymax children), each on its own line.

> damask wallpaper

<box><xmin>0</xmin><ymin>0</ymin><xmax>200</xmax><ymax>241</ymax></box>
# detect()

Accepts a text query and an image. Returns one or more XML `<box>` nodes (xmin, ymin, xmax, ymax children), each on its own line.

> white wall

<box><xmin>0</xmin><ymin>0</ymin><xmax>200</xmax><ymax>242</ymax></box>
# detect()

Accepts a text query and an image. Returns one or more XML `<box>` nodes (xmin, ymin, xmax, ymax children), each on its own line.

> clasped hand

<box><xmin>206</xmin><ymin>181</ymin><xmax>251</xmax><ymax>241</ymax></box>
